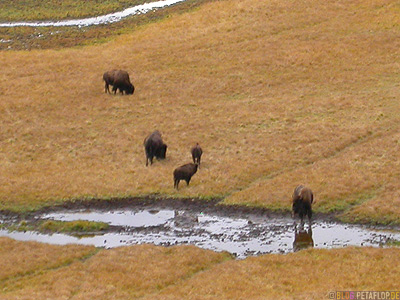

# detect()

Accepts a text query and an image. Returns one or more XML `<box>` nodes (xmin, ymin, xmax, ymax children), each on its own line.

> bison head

<box><xmin>156</xmin><ymin>144</ymin><xmax>167</xmax><ymax>160</ymax></box>
<box><xmin>126</xmin><ymin>83</ymin><xmax>135</xmax><ymax>95</ymax></box>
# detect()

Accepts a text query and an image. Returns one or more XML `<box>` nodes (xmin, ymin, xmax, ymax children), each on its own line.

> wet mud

<box><xmin>0</xmin><ymin>198</ymin><xmax>399</xmax><ymax>259</ymax></box>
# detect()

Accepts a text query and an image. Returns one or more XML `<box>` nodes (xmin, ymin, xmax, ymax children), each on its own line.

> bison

<box><xmin>173</xmin><ymin>163</ymin><xmax>198</xmax><ymax>190</ymax></box>
<box><xmin>191</xmin><ymin>143</ymin><xmax>203</xmax><ymax>167</ymax></box>
<box><xmin>144</xmin><ymin>130</ymin><xmax>167</xmax><ymax>166</ymax></box>
<box><xmin>103</xmin><ymin>69</ymin><xmax>135</xmax><ymax>95</ymax></box>
<box><xmin>291</xmin><ymin>185</ymin><xmax>314</xmax><ymax>224</ymax></box>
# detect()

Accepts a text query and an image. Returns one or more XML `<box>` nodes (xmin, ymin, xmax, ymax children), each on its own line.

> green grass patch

<box><xmin>386</xmin><ymin>239</ymin><xmax>400</xmax><ymax>247</ymax></box>
<box><xmin>3</xmin><ymin>220</ymin><xmax>109</xmax><ymax>234</ymax></box>
<box><xmin>4</xmin><ymin>220</ymin><xmax>36</xmax><ymax>232</ymax></box>
<box><xmin>39</xmin><ymin>220</ymin><xmax>109</xmax><ymax>233</ymax></box>
<box><xmin>316</xmin><ymin>198</ymin><xmax>355</xmax><ymax>213</ymax></box>
<box><xmin>316</xmin><ymin>191</ymin><xmax>377</xmax><ymax>214</ymax></box>
<box><xmin>339</xmin><ymin>211</ymin><xmax>400</xmax><ymax>226</ymax></box>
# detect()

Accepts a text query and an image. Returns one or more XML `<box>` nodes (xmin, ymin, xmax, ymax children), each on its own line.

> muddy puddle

<box><xmin>0</xmin><ymin>200</ymin><xmax>399</xmax><ymax>259</ymax></box>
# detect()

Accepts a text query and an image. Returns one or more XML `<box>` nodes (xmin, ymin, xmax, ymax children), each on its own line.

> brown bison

<box><xmin>173</xmin><ymin>163</ymin><xmax>198</xmax><ymax>190</ymax></box>
<box><xmin>144</xmin><ymin>130</ymin><xmax>167</xmax><ymax>166</ymax></box>
<box><xmin>293</xmin><ymin>226</ymin><xmax>314</xmax><ymax>252</ymax></box>
<box><xmin>103</xmin><ymin>69</ymin><xmax>134</xmax><ymax>95</ymax></box>
<box><xmin>191</xmin><ymin>143</ymin><xmax>203</xmax><ymax>167</ymax></box>
<box><xmin>291</xmin><ymin>185</ymin><xmax>314</xmax><ymax>224</ymax></box>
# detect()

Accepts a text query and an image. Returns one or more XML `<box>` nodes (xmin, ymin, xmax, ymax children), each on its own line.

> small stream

<box><xmin>1</xmin><ymin>205</ymin><xmax>399</xmax><ymax>259</ymax></box>
<box><xmin>0</xmin><ymin>0</ymin><xmax>186</xmax><ymax>27</ymax></box>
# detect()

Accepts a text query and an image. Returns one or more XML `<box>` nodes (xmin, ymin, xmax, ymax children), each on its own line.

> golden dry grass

<box><xmin>0</xmin><ymin>238</ymin><xmax>97</xmax><ymax>293</ymax></box>
<box><xmin>0</xmin><ymin>237</ymin><xmax>231</xmax><ymax>299</ymax></box>
<box><xmin>143</xmin><ymin>247</ymin><xmax>400</xmax><ymax>300</ymax></box>
<box><xmin>2</xmin><ymin>1</ymin><xmax>400</xmax><ymax>298</ymax></box>
<box><xmin>1</xmin><ymin>0</ymin><xmax>400</xmax><ymax>227</ymax></box>
<box><xmin>0</xmin><ymin>0</ymin><xmax>213</xmax><ymax>51</ymax></box>
<box><xmin>1</xmin><ymin>237</ymin><xmax>399</xmax><ymax>299</ymax></box>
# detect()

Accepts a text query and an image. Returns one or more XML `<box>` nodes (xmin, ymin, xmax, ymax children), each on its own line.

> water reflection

<box><xmin>1</xmin><ymin>207</ymin><xmax>400</xmax><ymax>259</ymax></box>
<box><xmin>173</xmin><ymin>210</ymin><xmax>198</xmax><ymax>227</ymax></box>
<box><xmin>293</xmin><ymin>224</ymin><xmax>314</xmax><ymax>252</ymax></box>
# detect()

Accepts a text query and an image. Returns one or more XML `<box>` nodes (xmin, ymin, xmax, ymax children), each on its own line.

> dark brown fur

<box><xmin>144</xmin><ymin>130</ymin><xmax>167</xmax><ymax>166</ymax></box>
<box><xmin>191</xmin><ymin>143</ymin><xmax>203</xmax><ymax>167</ymax></box>
<box><xmin>292</xmin><ymin>185</ymin><xmax>314</xmax><ymax>224</ymax></box>
<box><xmin>103</xmin><ymin>69</ymin><xmax>134</xmax><ymax>95</ymax></box>
<box><xmin>173</xmin><ymin>163</ymin><xmax>198</xmax><ymax>190</ymax></box>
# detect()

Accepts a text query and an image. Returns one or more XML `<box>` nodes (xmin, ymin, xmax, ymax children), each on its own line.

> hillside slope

<box><xmin>1</xmin><ymin>0</ymin><xmax>400</xmax><ymax>224</ymax></box>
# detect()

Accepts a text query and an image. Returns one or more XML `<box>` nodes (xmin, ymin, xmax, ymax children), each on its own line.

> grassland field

<box><xmin>0</xmin><ymin>0</ymin><xmax>148</xmax><ymax>21</ymax></box>
<box><xmin>0</xmin><ymin>0</ymin><xmax>213</xmax><ymax>51</ymax></box>
<box><xmin>1</xmin><ymin>0</ymin><xmax>400</xmax><ymax>298</ymax></box>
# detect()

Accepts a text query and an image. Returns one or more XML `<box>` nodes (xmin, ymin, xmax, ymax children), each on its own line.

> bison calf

<box><xmin>292</xmin><ymin>185</ymin><xmax>314</xmax><ymax>224</ymax></box>
<box><xmin>103</xmin><ymin>69</ymin><xmax>135</xmax><ymax>95</ymax></box>
<box><xmin>144</xmin><ymin>130</ymin><xmax>167</xmax><ymax>166</ymax></box>
<box><xmin>191</xmin><ymin>143</ymin><xmax>203</xmax><ymax>167</ymax></box>
<box><xmin>173</xmin><ymin>163</ymin><xmax>198</xmax><ymax>190</ymax></box>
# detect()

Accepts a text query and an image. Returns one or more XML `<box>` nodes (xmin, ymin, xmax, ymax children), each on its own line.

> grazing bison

<box><xmin>144</xmin><ymin>130</ymin><xmax>167</xmax><ymax>166</ymax></box>
<box><xmin>173</xmin><ymin>163</ymin><xmax>198</xmax><ymax>190</ymax></box>
<box><xmin>103</xmin><ymin>69</ymin><xmax>135</xmax><ymax>95</ymax></box>
<box><xmin>291</xmin><ymin>185</ymin><xmax>314</xmax><ymax>224</ymax></box>
<box><xmin>191</xmin><ymin>143</ymin><xmax>203</xmax><ymax>167</ymax></box>
<box><xmin>293</xmin><ymin>226</ymin><xmax>314</xmax><ymax>252</ymax></box>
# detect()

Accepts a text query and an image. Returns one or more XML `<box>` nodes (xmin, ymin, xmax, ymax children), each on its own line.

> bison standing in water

<box><xmin>292</xmin><ymin>185</ymin><xmax>314</xmax><ymax>224</ymax></box>
<box><xmin>144</xmin><ymin>130</ymin><xmax>167</xmax><ymax>166</ymax></box>
<box><xmin>173</xmin><ymin>163</ymin><xmax>198</xmax><ymax>190</ymax></box>
<box><xmin>191</xmin><ymin>143</ymin><xmax>203</xmax><ymax>167</ymax></box>
<box><xmin>103</xmin><ymin>70</ymin><xmax>135</xmax><ymax>95</ymax></box>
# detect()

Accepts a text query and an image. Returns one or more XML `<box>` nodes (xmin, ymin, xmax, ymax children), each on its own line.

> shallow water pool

<box><xmin>1</xmin><ymin>206</ymin><xmax>399</xmax><ymax>259</ymax></box>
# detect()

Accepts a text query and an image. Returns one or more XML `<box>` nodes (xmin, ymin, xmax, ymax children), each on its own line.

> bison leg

<box><xmin>174</xmin><ymin>179</ymin><xmax>180</xmax><ymax>190</ymax></box>
<box><xmin>145</xmin><ymin>151</ymin><xmax>154</xmax><ymax>166</ymax></box>
<box><xmin>186</xmin><ymin>177</ymin><xmax>191</xmax><ymax>186</ymax></box>
<box><xmin>299</xmin><ymin>212</ymin><xmax>305</xmax><ymax>226</ymax></box>
<box><xmin>146</xmin><ymin>155</ymin><xmax>154</xmax><ymax>166</ymax></box>
<box><xmin>307</xmin><ymin>209</ymin><xmax>312</xmax><ymax>224</ymax></box>
<box><xmin>105</xmin><ymin>82</ymin><xmax>110</xmax><ymax>93</ymax></box>
<box><xmin>112</xmin><ymin>86</ymin><xmax>117</xmax><ymax>94</ymax></box>
<box><xmin>146</xmin><ymin>146</ymin><xmax>155</xmax><ymax>166</ymax></box>
<box><xmin>291</xmin><ymin>202</ymin><xmax>297</xmax><ymax>219</ymax></box>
